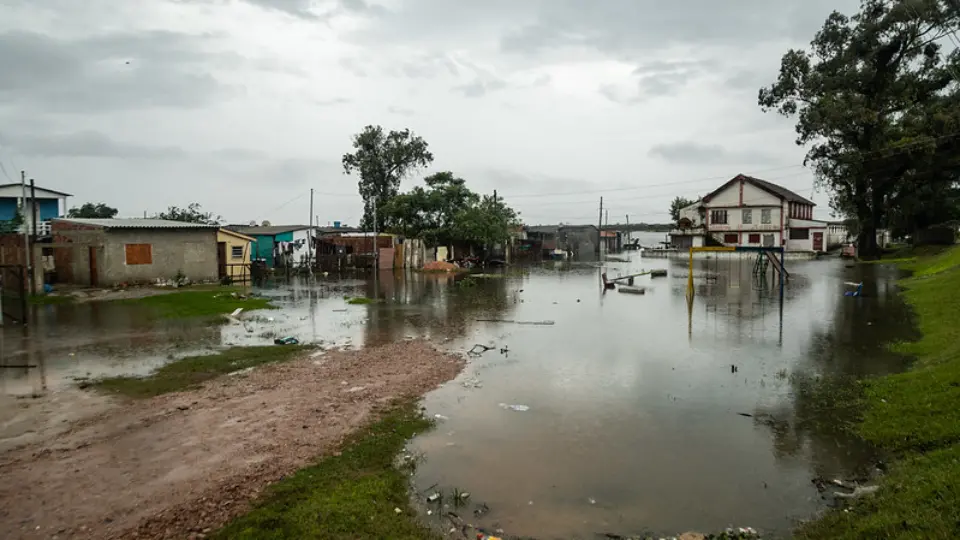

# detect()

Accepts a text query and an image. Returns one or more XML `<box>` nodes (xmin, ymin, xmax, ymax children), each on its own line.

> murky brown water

<box><xmin>0</xmin><ymin>253</ymin><xmax>915</xmax><ymax>538</ymax></box>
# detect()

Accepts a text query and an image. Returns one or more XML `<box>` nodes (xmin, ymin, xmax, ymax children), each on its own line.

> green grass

<box><xmin>93</xmin><ymin>345</ymin><xmax>308</xmax><ymax>398</ymax></box>
<box><xmin>213</xmin><ymin>402</ymin><xmax>440</xmax><ymax>540</ymax></box>
<box><xmin>119</xmin><ymin>287</ymin><xmax>275</xmax><ymax>319</ymax></box>
<box><xmin>29</xmin><ymin>294</ymin><xmax>76</xmax><ymax>305</ymax></box>
<box><xmin>345</xmin><ymin>296</ymin><xmax>375</xmax><ymax>305</ymax></box>
<box><xmin>798</xmin><ymin>244</ymin><xmax>960</xmax><ymax>539</ymax></box>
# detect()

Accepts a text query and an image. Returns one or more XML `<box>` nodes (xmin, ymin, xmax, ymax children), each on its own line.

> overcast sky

<box><xmin>0</xmin><ymin>0</ymin><xmax>857</xmax><ymax>226</ymax></box>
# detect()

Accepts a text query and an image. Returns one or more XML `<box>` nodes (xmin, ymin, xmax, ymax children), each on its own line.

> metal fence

<box><xmin>0</xmin><ymin>264</ymin><xmax>27</xmax><ymax>324</ymax></box>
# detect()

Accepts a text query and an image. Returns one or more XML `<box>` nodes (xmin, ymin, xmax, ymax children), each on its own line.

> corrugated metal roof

<box><xmin>225</xmin><ymin>225</ymin><xmax>313</xmax><ymax>236</ymax></box>
<box><xmin>54</xmin><ymin>218</ymin><xmax>220</xmax><ymax>229</ymax></box>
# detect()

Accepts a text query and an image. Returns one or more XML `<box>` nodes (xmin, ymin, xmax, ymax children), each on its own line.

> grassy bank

<box><xmin>798</xmin><ymin>246</ymin><xmax>960</xmax><ymax>539</ymax></box>
<box><xmin>213</xmin><ymin>402</ymin><xmax>439</xmax><ymax>540</ymax></box>
<box><xmin>120</xmin><ymin>287</ymin><xmax>274</xmax><ymax>319</ymax></box>
<box><xmin>94</xmin><ymin>345</ymin><xmax>307</xmax><ymax>398</ymax></box>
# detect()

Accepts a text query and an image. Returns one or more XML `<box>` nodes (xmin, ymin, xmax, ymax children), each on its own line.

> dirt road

<box><xmin>0</xmin><ymin>340</ymin><xmax>464</xmax><ymax>540</ymax></box>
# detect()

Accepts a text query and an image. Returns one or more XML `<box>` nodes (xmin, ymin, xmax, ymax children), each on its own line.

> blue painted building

<box><xmin>0</xmin><ymin>183</ymin><xmax>71</xmax><ymax>234</ymax></box>
<box><xmin>223</xmin><ymin>224</ymin><xmax>313</xmax><ymax>267</ymax></box>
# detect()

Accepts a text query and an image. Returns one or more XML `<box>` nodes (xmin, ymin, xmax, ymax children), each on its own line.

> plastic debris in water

<box><xmin>434</xmin><ymin>414</ymin><xmax>449</xmax><ymax>421</ymax></box>
<box><xmin>498</xmin><ymin>403</ymin><xmax>530</xmax><ymax>412</ymax></box>
<box><xmin>426</xmin><ymin>493</ymin><xmax>441</xmax><ymax>503</ymax></box>
<box><xmin>273</xmin><ymin>336</ymin><xmax>299</xmax><ymax>345</ymax></box>
<box><xmin>394</xmin><ymin>507</ymin><xmax>402</xmax><ymax>514</ymax></box>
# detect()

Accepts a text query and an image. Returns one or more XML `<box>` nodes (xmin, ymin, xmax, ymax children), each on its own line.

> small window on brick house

<box><xmin>748</xmin><ymin>233</ymin><xmax>761</xmax><ymax>244</ymax></box>
<box><xmin>125</xmin><ymin>244</ymin><xmax>152</xmax><ymax>265</ymax></box>
<box><xmin>723</xmin><ymin>233</ymin><xmax>739</xmax><ymax>244</ymax></box>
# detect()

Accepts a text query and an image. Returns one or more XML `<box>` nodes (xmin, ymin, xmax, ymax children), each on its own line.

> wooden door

<box><xmin>89</xmin><ymin>247</ymin><xmax>98</xmax><ymax>287</ymax></box>
<box><xmin>813</xmin><ymin>232</ymin><xmax>824</xmax><ymax>252</ymax></box>
<box><xmin>217</xmin><ymin>242</ymin><xmax>227</xmax><ymax>279</ymax></box>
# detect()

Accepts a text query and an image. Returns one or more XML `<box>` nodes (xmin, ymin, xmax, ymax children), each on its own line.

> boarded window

<box><xmin>748</xmin><ymin>233</ymin><xmax>761</xmax><ymax>244</ymax></box>
<box><xmin>742</xmin><ymin>209</ymin><xmax>752</xmax><ymax>224</ymax></box>
<box><xmin>723</xmin><ymin>233</ymin><xmax>739</xmax><ymax>244</ymax></box>
<box><xmin>762</xmin><ymin>234</ymin><xmax>775</xmax><ymax>246</ymax></box>
<box><xmin>761</xmin><ymin>209</ymin><xmax>772</xmax><ymax>224</ymax></box>
<box><xmin>789</xmin><ymin>228</ymin><xmax>809</xmax><ymax>240</ymax></box>
<box><xmin>711</xmin><ymin>210</ymin><xmax>728</xmax><ymax>225</ymax></box>
<box><xmin>125</xmin><ymin>244</ymin><xmax>152</xmax><ymax>265</ymax></box>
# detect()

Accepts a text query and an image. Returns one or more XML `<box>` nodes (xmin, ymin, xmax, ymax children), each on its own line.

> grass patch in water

<box><xmin>93</xmin><ymin>345</ymin><xmax>307</xmax><ymax>398</ymax></box>
<box><xmin>120</xmin><ymin>287</ymin><xmax>275</xmax><ymax>319</ymax></box>
<box><xmin>213</xmin><ymin>401</ymin><xmax>439</xmax><ymax>540</ymax></box>
<box><xmin>797</xmin><ymin>245</ymin><xmax>960</xmax><ymax>539</ymax></box>
<box><xmin>345</xmin><ymin>296</ymin><xmax>375</xmax><ymax>305</ymax></box>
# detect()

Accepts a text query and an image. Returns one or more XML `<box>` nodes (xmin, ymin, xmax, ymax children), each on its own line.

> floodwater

<box><xmin>0</xmin><ymin>251</ymin><xmax>917</xmax><ymax>538</ymax></box>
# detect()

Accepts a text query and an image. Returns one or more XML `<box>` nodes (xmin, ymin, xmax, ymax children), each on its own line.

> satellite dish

<box><xmin>261</xmin><ymin>220</ymin><xmax>271</xmax><ymax>227</ymax></box>
<box><xmin>248</xmin><ymin>220</ymin><xmax>256</xmax><ymax>226</ymax></box>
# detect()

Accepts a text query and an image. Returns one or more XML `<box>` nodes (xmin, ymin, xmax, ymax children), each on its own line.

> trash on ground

<box><xmin>394</xmin><ymin>507</ymin><xmax>402</xmax><ymax>514</ymax></box>
<box><xmin>834</xmin><ymin>484</ymin><xmax>879</xmax><ymax>499</ymax></box>
<box><xmin>273</xmin><ymin>336</ymin><xmax>300</xmax><ymax>345</ymax></box>
<box><xmin>499</xmin><ymin>403</ymin><xmax>530</xmax><ymax>412</ymax></box>
<box><xmin>468</xmin><ymin>344</ymin><xmax>495</xmax><ymax>356</ymax></box>
<box><xmin>427</xmin><ymin>492</ymin><xmax>441</xmax><ymax>503</ymax></box>
<box><xmin>434</xmin><ymin>414</ymin><xmax>449</xmax><ymax>421</ymax></box>
<box><xmin>345</xmin><ymin>386</ymin><xmax>365</xmax><ymax>393</ymax></box>
<box><xmin>229</xmin><ymin>308</ymin><xmax>243</xmax><ymax>318</ymax></box>
<box><xmin>650</xmin><ymin>269</ymin><xmax>668</xmax><ymax>278</ymax></box>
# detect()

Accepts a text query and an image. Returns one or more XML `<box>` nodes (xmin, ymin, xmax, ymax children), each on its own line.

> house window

<box><xmin>231</xmin><ymin>246</ymin><xmax>244</xmax><ymax>259</ymax></box>
<box><xmin>723</xmin><ymin>233</ymin><xmax>739</xmax><ymax>244</ymax></box>
<box><xmin>762</xmin><ymin>234</ymin><xmax>775</xmax><ymax>247</ymax></box>
<box><xmin>789</xmin><ymin>228</ymin><xmax>810</xmax><ymax>240</ymax></box>
<box><xmin>761</xmin><ymin>209</ymin><xmax>772</xmax><ymax>224</ymax></box>
<box><xmin>742</xmin><ymin>209</ymin><xmax>752</xmax><ymax>225</ymax></box>
<box><xmin>748</xmin><ymin>233</ymin><xmax>761</xmax><ymax>244</ymax></box>
<box><xmin>125</xmin><ymin>244</ymin><xmax>152</xmax><ymax>265</ymax></box>
<box><xmin>711</xmin><ymin>210</ymin><xmax>728</xmax><ymax>225</ymax></box>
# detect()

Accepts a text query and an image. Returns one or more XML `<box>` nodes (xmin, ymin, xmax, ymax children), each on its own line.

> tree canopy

<box><xmin>342</xmin><ymin>125</ymin><xmax>434</xmax><ymax>231</ymax></box>
<box><xmin>67</xmin><ymin>202</ymin><xmax>118</xmax><ymax>219</ymax></box>
<box><xmin>158</xmin><ymin>203</ymin><xmax>221</xmax><ymax>225</ymax></box>
<box><xmin>759</xmin><ymin>0</ymin><xmax>960</xmax><ymax>255</ymax></box>
<box><xmin>380</xmin><ymin>171</ymin><xmax>519</xmax><ymax>248</ymax></box>
<box><xmin>669</xmin><ymin>196</ymin><xmax>696</xmax><ymax>223</ymax></box>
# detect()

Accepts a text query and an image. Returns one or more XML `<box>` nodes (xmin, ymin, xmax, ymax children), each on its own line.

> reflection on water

<box><xmin>0</xmin><ymin>255</ymin><xmax>915</xmax><ymax>537</ymax></box>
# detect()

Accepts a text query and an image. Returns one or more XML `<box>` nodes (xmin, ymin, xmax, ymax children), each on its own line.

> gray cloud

<box><xmin>454</xmin><ymin>78</ymin><xmax>508</xmax><ymax>98</ymax></box>
<box><xmin>1</xmin><ymin>131</ymin><xmax>186</xmax><ymax>159</ymax></box>
<box><xmin>648</xmin><ymin>141</ymin><xmax>780</xmax><ymax>166</ymax></box>
<box><xmin>388</xmin><ymin>105</ymin><xmax>416</xmax><ymax>116</ymax></box>
<box><xmin>314</xmin><ymin>97</ymin><xmax>352</xmax><ymax>106</ymax></box>
<box><xmin>0</xmin><ymin>30</ymin><xmax>232</xmax><ymax>113</ymax></box>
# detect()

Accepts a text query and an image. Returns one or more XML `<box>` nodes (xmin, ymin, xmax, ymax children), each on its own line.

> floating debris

<box><xmin>426</xmin><ymin>492</ymin><xmax>441</xmax><ymax>503</ymax></box>
<box><xmin>499</xmin><ymin>403</ymin><xmax>530</xmax><ymax>412</ymax></box>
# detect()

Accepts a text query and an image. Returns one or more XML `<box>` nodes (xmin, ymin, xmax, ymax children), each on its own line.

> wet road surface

<box><xmin>0</xmin><ymin>253</ymin><xmax>915</xmax><ymax>538</ymax></box>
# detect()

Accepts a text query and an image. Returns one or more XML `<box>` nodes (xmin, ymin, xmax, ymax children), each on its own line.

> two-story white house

<box><xmin>669</xmin><ymin>174</ymin><xmax>827</xmax><ymax>253</ymax></box>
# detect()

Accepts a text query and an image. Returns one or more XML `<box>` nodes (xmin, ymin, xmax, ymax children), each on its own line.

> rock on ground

<box><xmin>0</xmin><ymin>340</ymin><xmax>464</xmax><ymax>540</ymax></box>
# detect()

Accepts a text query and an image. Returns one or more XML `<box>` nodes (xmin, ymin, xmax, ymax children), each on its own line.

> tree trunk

<box><xmin>855</xmin><ymin>191</ymin><xmax>880</xmax><ymax>259</ymax></box>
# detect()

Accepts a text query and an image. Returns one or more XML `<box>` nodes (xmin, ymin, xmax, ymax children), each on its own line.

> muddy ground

<box><xmin>0</xmin><ymin>340</ymin><xmax>464</xmax><ymax>540</ymax></box>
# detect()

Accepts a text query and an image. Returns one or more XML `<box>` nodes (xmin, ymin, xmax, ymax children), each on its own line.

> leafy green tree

<box><xmin>0</xmin><ymin>205</ymin><xmax>24</xmax><ymax>233</ymax></box>
<box><xmin>759</xmin><ymin>0</ymin><xmax>960</xmax><ymax>256</ymax></box>
<box><xmin>453</xmin><ymin>192</ymin><xmax>520</xmax><ymax>249</ymax></box>
<box><xmin>342</xmin><ymin>125</ymin><xmax>434</xmax><ymax>231</ymax></box>
<box><xmin>158</xmin><ymin>203</ymin><xmax>221</xmax><ymax>225</ymax></box>
<box><xmin>669</xmin><ymin>196</ymin><xmax>695</xmax><ymax>223</ymax></box>
<box><xmin>67</xmin><ymin>202</ymin><xmax>119</xmax><ymax>219</ymax></box>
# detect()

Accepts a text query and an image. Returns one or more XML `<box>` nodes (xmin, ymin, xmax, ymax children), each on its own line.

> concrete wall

<box><xmin>99</xmin><ymin>229</ymin><xmax>218</xmax><ymax>285</ymax></box>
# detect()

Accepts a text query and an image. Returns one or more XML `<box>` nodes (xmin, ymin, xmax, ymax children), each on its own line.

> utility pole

<box><xmin>29</xmin><ymin>179</ymin><xmax>37</xmax><ymax>295</ymax></box>
<box><xmin>307</xmin><ymin>188</ymin><xmax>314</xmax><ymax>276</ymax></box>
<box><xmin>596</xmin><ymin>197</ymin><xmax>603</xmax><ymax>256</ymax></box>
<box><xmin>20</xmin><ymin>171</ymin><xmax>30</xmax><ymax>296</ymax></box>
<box><xmin>626</xmin><ymin>214</ymin><xmax>630</xmax><ymax>244</ymax></box>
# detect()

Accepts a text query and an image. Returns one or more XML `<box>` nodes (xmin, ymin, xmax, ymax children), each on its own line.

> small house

<box><xmin>224</xmin><ymin>225</ymin><xmax>313</xmax><ymax>268</ymax></box>
<box><xmin>217</xmin><ymin>228</ymin><xmax>254</xmax><ymax>283</ymax></box>
<box><xmin>51</xmin><ymin>218</ymin><xmax>220</xmax><ymax>286</ymax></box>
<box><xmin>0</xmin><ymin>183</ymin><xmax>71</xmax><ymax>235</ymax></box>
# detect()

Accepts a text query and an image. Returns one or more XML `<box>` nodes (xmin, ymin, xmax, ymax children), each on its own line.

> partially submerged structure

<box><xmin>224</xmin><ymin>224</ymin><xmax>313</xmax><ymax>268</ymax></box>
<box><xmin>51</xmin><ymin>218</ymin><xmax>219</xmax><ymax>286</ymax></box>
<box><xmin>669</xmin><ymin>174</ymin><xmax>827</xmax><ymax>253</ymax></box>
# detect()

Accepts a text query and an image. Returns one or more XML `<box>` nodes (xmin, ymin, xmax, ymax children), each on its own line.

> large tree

<box><xmin>158</xmin><ymin>203</ymin><xmax>221</xmax><ymax>225</ymax></box>
<box><xmin>342</xmin><ymin>125</ymin><xmax>434</xmax><ymax>231</ymax></box>
<box><xmin>669</xmin><ymin>196</ymin><xmax>696</xmax><ymax>223</ymax></box>
<box><xmin>67</xmin><ymin>202</ymin><xmax>118</xmax><ymax>219</ymax></box>
<box><xmin>759</xmin><ymin>0</ymin><xmax>960</xmax><ymax>256</ymax></box>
